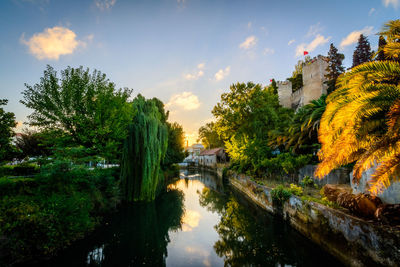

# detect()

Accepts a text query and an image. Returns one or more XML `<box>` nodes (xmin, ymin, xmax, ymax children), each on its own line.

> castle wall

<box><xmin>277</xmin><ymin>55</ymin><xmax>328</xmax><ymax>109</ymax></box>
<box><xmin>302</xmin><ymin>55</ymin><xmax>328</xmax><ymax>104</ymax></box>
<box><xmin>277</xmin><ymin>81</ymin><xmax>292</xmax><ymax>108</ymax></box>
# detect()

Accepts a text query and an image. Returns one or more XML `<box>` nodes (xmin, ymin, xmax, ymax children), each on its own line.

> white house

<box><xmin>198</xmin><ymin>148</ymin><xmax>227</xmax><ymax>168</ymax></box>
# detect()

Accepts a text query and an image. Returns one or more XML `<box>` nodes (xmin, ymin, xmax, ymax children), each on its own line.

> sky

<box><xmin>0</xmin><ymin>0</ymin><xmax>399</xmax><ymax>145</ymax></box>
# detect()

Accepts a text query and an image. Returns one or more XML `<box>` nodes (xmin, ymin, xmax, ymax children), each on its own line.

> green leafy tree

<box><xmin>324</xmin><ymin>43</ymin><xmax>345</xmax><ymax>93</ymax></box>
<box><xmin>212</xmin><ymin>82</ymin><xmax>279</xmax><ymax>171</ymax></box>
<box><xmin>352</xmin><ymin>34</ymin><xmax>372</xmax><ymax>68</ymax></box>
<box><xmin>15</xmin><ymin>129</ymin><xmax>51</xmax><ymax>159</ymax></box>
<box><xmin>0</xmin><ymin>99</ymin><xmax>17</xmax><ymax>163</ymax></box>
<box><xmin>20</xmin><ymin>65</ymin><xmax>134</xmax><ymax>161</ymax></box>
<box><xmin>197</xmin><ymin>122</ymin><xmax>224</xmax><ymax>149</ymax></box>
<box><xmin>163</xmin><ymin>122</ymin><xmax>186</xmax><ymax>167</ymax></box>
<box><xmin>120</xmin><ymin>95</ymin><xmax>168</xmax><ymax>202</ymax></box>
<box><xmin>267</xmin><ymin>79</ymin><xmax>278</xmax><ymax>95</ymax></box>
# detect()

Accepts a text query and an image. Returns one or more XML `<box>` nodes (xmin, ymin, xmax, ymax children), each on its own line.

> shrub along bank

<box><xmin>0</xmin><ymin>161</ymin><xmax>120</xmax><ymax>265</ymax></box>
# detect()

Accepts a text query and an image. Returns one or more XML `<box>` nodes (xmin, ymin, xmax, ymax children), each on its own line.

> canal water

<box><xmin>34</xmin><ymin>169</ymin><xmax>342</xmax><ymax>266</ymax></box>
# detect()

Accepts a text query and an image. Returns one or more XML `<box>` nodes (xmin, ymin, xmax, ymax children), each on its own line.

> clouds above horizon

<box><xmin>184</xmin><ymin>63</ymin><xmax>205</xmax><ymax>80</ymax></box>
<box><xmin>239</xmin><ymin>35</ymin><xmax>257</xmax><ymax>50</ymax></box>
<box><xmin>340</xmin><ymin>26</ymin><xmax>374</xmax><ymax>48</ymax></box>
<box><xmin>383</xmin><ymin>0</ymin><xmax>399</xmax><ymax>8</ymax></box>
<box><xmin>295</xmin><ymin>34</ymin><xmax>330</xmax><ymax>57</ymax></box>
<box><xmin>20</xmin><ymin>26</ymin><xmax>86</xmax><ymax>60</ymax></box>
<box><xmin>94</xmin><ymin>0</ymin><xmax>116</xmax><ymax>11</ymax></box>
<box><xmin>214</xmin><ymin>66</ymin><xmax>230</xmax><ymax>81</ymax></box>
<box><xmin>166</xmin><ymin>92</ymin><xmax>201</xmax><ymax>111</ymax></box>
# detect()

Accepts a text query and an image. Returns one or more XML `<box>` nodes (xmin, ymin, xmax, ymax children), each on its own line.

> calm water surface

<box><xmin>33</xmin><ymin>170</ymin><xmax>342</xmax><ymax>267</ymax></box>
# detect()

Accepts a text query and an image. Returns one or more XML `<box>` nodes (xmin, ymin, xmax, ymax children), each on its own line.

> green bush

<box><xmin>288</xmin><ymin>183</ymin><xmax>303</xmax><ymax>196</ymax></box>
<box><xmin>0</xmin><ymin>177</ymin><xmax>38</xmax><ymax>196</ymax></box>
<box><xmin>0</xmin><ymin>161</ymin><xmax>120</xmax><ymax>264</ymax></box>
<box><xmin>300</xmin><ymin>175</ymin><xmax>316</xmax><ymax>188</ymax></box>
<box><xmin>271</xmin><ymin>185</ymin><xmax>292</xmax><ymax>205</ymax></box>
<box><xmin>0</xmin><ymin>163</ymin><xmax>39</xmax><ymax>177</ymax></box>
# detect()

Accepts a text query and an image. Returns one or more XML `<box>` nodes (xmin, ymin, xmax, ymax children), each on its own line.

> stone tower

<box><xmin>277</xmin><ymin>55</ymin><xmax>328</xmax><ymax>109</ymax></box>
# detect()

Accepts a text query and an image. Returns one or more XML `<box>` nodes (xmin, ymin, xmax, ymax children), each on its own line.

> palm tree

<box><xmin>270</xmin><ymin>95</ymin><xmax>326</xmax><ymax>155</ymax></box>
<box><xmin>316</xmin><ymin>20</ymin><xmax>400</xmax><ymax>195</ymax></box>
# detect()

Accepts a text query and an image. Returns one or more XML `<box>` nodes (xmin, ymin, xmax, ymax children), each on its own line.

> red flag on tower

<box><xmin>270</xmin><ymin>79</ymin><xmax>273</xmax><ymax>82</ymax></box>
<box><xmin>303</xmin><ymin>51</ymin><xmax>309</xmax><ymax>55</ymax></box>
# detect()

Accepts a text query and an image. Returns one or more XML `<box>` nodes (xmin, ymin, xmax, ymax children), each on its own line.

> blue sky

<box><xmin>0</xmin><ymin>0</ymin><xmax>399</xmax><ymax>144</ymax></box>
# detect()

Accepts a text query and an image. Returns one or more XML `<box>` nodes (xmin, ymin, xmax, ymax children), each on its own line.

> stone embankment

<box><xmin>229</xmin><ymin>172</ymin><xmax>400</xmax><ymax>267</ymax></box>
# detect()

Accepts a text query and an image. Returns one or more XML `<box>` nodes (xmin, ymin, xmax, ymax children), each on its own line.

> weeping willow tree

<box><xmin>121</xmin><ymin>95</ymin><xmax>168</xmax><ymax>202</ymax></box>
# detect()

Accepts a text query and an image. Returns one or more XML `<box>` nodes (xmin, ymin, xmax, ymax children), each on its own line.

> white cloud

<box><xmin>239</xmin><ymin>35</ymin><xmax>257</xmax><ymax>50</ymax></box>
<box><xmin>368</xmin><ymin>7</ymin><xmax>376</xmax><ymax>15</ymax></box>
<box><xmin>340</xmin><ymin>26</ymin><xmax>374</xmax><ymax>48</ymax></box>
<box><xmin>383</xmin><ymin>0</ymin><xmax>399</xmax><ymax>8</ymax></box>
<box><xmin>166</xmin><ymin>92</ymin><xmax>201</xmax><ymax>111</ymax></box>
<box><xmin>263</xmin><ymin>48</ymin><xmax>275</xmax><ymax>55</ymax></box>
<box><xmin>306</xmin><ymin>22</ymin><xmax>323</xmax><ymax>37</ymax></box>
<box><xmin>295</xmin><ymin>34</ymin><xmax>330</xmax><ymax>57</ymax></box>
<box><xmin>288</xmin><ymin>39</ymin><xmax>295</xmax><ymax>46</ymax></box>
<box><xmin>214</xmin><ymin>66</ymin><xmax>230</xmax><ymax>81</ymax></box>
<box><xmin>94</xmin><ymin>0</ymin><xmax>116</xmax><ymax>11</ymax></box>
<box><xmin>184</xmin><ymin>63</ymin><xmax>205</xmax><ymax>80</ymax></box>
<box><xmin>20</xmin><ymin>26</ymin><xmax>85</xmax><ymax>60</ymax></box>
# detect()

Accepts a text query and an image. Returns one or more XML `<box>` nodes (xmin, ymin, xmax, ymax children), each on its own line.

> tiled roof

<box><xmin>199</xmin><ymin>148</ymin><xmax>224</xmax><ymax>156</ymax></box>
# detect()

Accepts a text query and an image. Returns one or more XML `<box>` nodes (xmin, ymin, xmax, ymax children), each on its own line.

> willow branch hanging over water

<box><xmin>121</xmin><ymin>95</ymin><xmax>168</xmax><ymax>202</ymax></box>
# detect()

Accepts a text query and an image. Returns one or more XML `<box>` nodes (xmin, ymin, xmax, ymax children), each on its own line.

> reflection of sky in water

<box><xmin>166</xmin><ymin>179</ymin><xmax>224</xmax><ymax>267</ymax></box>
<box><xmin>86</xmin><ymin>244</ymin><xmax>104</xmax><ymax>265</ymax></box>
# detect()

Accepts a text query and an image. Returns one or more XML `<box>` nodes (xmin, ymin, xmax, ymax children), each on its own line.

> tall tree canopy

<box><xmin>21</xmin><ymin>65</ymin><xmax>134</xmax><ymax>160</ymax></box>
<box><xmin>198</xmin><ymin>122</ymin><xmax>224</xmax><ymax>149</ymax></box>
<box><xmin>120</xmin><ymin>95</ymin><xmax>168</xmax><ymax>202</ymax></box>
<box><xmin>352</xmin><ymin>34</ymin><xmax>372</xmax><ymax>68</ymax></box>
<box><xmin>212</xmin><ymin>82</ymin><xmax>280</xmax><ymax>168</ymax></box>
<box><xmin>376</xmin><ymin>35</ymin><xmax>388</xmax><ymax>61</ymax></box>
<box><xmin>270</xmin><ymin>95</ymin><xmax>326</xmax><ymax>155</ymax></box>
<box><xmin>0</xmin><ymin>99</ymin><xmax>17</xmax><ymax>163</ymax></box>
<box><xmin>163</xmin><ymin>122</ymin><xmax>186</xmax><ymax>167</ymax></box>
<box><xmin>316</xmin><ymin>20</ymin><xmax>400</xmax><ymax>194</ymax></box>
<box><xmin>324</xmin><ymin>43</ymin><xmax>345</xmax><ymax>93</ymax></box>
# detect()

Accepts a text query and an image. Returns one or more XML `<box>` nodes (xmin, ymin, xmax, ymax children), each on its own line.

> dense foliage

<box><xmin>163</xmin><ymin>122</ymin><xmax>186</xmax><ymax>167</ymax></box>
<box><xmin>352</xmin><ymin>34</ymin><xmax>372</xmax><ymax>68</ymax></box>
<box><xmin>0</xmin><ymin>99</ymin><xmax>17</xmax><ymax>163</ymax></box>
<box><xmin>120</xmin><ymin>95</ymin><xmax>168</xmax><ymax>202</ymax></box>
<box><xmin>21</xmin><ymin>65</ymin><xmax>134</xmax><ymax>161</ymax></box>
<box><xmin>316</xmin><ymin>20</ymin><xmax>400</xmax><ymax>194</ymax></box>
<box><xmin>324</xmin><ymin>43</ymin><xmax>345</xmax><ymax>93</ymax></box>
<box><xmin>197</xmin><ymin>122</ymin><xmax>224</xmax><ymax>149</ymax></box>
<box><xmin>212</xmin><ymin>82</ymin><xmax>281</xmax><ymax>172</ymax></box>
<box><xmin>0</xmin><ymin>161</ymin><xmax>120</xmax><ymax>264</ymax></box>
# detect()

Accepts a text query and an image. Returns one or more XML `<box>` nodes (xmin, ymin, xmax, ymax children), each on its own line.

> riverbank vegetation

<box><xmin>0</xmin><ymin>66</ymin><xmax>185</xmax><ymax>264</ymax></box>
<box><xmin>200</xmin><ymin>19</ymin><xmax>400</xmax><ymax>211</ymax></box>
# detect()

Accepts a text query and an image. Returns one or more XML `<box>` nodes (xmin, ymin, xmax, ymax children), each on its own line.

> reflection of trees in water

<box><xmin>93</xmin><ymin>188</ymin><xmax>184</xmax><ymax>266</ymax></box>
<box><xmin>43</xmin><ymin>188</ymin><xmax>185</xmax><ymax>267</ymax></box>
<box><xmin>198</xmin><ymin>187</ymin><xmax>227</xmax><ymax>214</ymax></box>
<box><xmin>213</xmin><ymin>197</ymin><xmax>341</xmax><ymax>267</ymax></box>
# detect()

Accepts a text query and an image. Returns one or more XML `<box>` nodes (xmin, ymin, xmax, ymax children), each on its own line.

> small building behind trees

<box><xmin>198</xmin><ymin>148</ymin><xmax>227</xmax><ymax>168</ymax></box>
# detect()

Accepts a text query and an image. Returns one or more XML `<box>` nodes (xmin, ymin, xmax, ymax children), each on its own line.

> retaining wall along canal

<box><xmin>229</xmin><ymin>172</ymin><xmax>400</xmax><ymax>267</ymax></box>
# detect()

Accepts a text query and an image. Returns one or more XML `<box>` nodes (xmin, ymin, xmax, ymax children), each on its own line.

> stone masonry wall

<box><xmin>229</xmin><ymin>172</ymin><xmax>400</xmax><ymax>267</ymax></box>
<box><xmin>277</xmin><ymin>55</ymin><xmax>328</xmax><ymax>109</ymax></box>
<box><xmin>277</xmin><ymin>80</ymin><xmax>292</xmax><ymax>108</ymax></box>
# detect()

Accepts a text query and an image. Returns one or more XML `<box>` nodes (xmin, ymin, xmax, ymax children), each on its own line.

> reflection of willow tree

<box><xmin>198</xmin><ymin>187</ymin><xmax>227</xmax><ymax>214</ymax></box>
<box><xmin>86</xmin><ymin>189</ymin><xmax>185</xmax><ymax>267</ymax></box>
